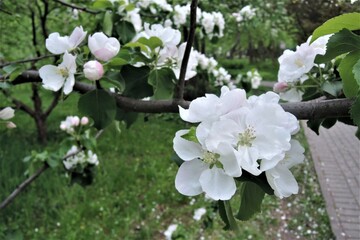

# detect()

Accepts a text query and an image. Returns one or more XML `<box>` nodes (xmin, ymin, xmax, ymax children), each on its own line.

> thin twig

<box><xmin>53</xmin><ymin>0</ymin><xmax>99</xmax><ymax>14</ymax></box>
<box><xmin>44</xmin><ymin>91</ymin><xmax>62</xmax><ymax>116</ymax></box>
<box><xmin>0</xmin><ymin>130</ymin><xmax>104</xmax><ymax>210</ymax></box>
<box><xmin>173</xmin><ymin>0</ymin><xmax>198</xmax><ymax>100</ymax></box>
<box><xmin>0</xmin><ymin>55</ymin><xmax>56</xmax><ymax>68</ymax></box>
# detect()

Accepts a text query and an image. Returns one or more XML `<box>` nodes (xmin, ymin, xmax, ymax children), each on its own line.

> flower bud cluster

<box><xmin>174</xmin><ymin>87</ymin><xmax>304</xmax><ymax>200</ymax></box>
<box><xmin>63</xmin><ymin>145</ymin><xmax>99</xmax><ymax>170</ymax></box>
<box><xmin>60</xmin><ymin>116</ymin><xmax>89</xmax><ymax>134</ymax></box>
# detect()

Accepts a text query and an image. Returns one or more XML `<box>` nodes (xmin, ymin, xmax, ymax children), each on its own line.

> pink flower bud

<box><xmin>273</xmin><ymin>82</ymin><xmax>289</xmax><ymax>93</ymax></box>
<box><xmin>83</xmin><ymin>60</ymin><xmax>104</xmax><ymax>81</ymax></box>
<box><xmin>71</xmin><ymin>116</ymin><xmax>80</xmax><ymax>126</ymax></box>
<box><xmin>81</xmin><ymin>116</ymin><xmax>89</xmax><ymax>125</ymax></box>
<box><xmin>60</xmin><ymin>123</ymin><xmax>67</xmax><ymax>130</ymax></box>
<box><xmin>88</xmin><ymin>32</ymin><xmax>120</xmax><ymax>61</ymax></box>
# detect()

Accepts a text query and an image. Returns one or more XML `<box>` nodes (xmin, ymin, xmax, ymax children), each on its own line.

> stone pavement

<box><xmin>303</xmin><ymin>122</ymin><xmax>360</xmax><ymax>240</ymax></box>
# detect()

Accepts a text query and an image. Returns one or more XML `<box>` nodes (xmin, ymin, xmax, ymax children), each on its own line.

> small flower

<box><xmin>83</xmin><ymin>60</ymin><xmax>104</xmax><ymax>81</ymax></box>
<box><xmin>0</xmin><ymin>107</ymin><xmax>15</xmax><ymax>120</ymax></box>
<box><xmin>273</xmin><ymin>82</ymin><xmax>289</xmax><ymax>93</ymax></box>
<box><xmin>88</xmin><ymin>32</ymin><xmax>120</xmax><ymax>61</ymax></box>
<box><xmin>81</xmin><ymin>116</ymin><xmax>89</xmax><ymax>125</ymax></box>
<box><xmin>39</xmin><ymin>51</ymin><xmax>77</xmax><ymax>95</ymax></box>
<box><xmin>46</xmin><ymin>26</ymin><xmax>87</xmax><ymax>54</ymax></box>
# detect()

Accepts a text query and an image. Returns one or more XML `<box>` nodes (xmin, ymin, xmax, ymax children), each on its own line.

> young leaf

<box><xmin>92</xmin><ymin>0</ymin><xmax>113</xmax><ymax>9</ymax></box>
<box><xmin>236</xmin><ymin>181</ymin><xmax>266</xmax><ymax>221</ymax></box>
<box><xmin>78</xmin><ymin>89</ymin><xmax>116</xmax><ymax>129</ymax></box>
<box><xmin>181</xmin><ymin>127</ymin><xmax>198</xmax><ymax>143</ymax></box>
<box><xmin>103</xmin><ymin>11</ymin><xmax>113</xmax><ymax>36</ymax></box>
<box><xmin>338</xmin><ymin>50</ymin><xmax>360</xmax><ymax>97</ymax></box>
<box><xmin>120</xmin><ymin>65</ymin><xmax>153</xmax><ymax>98</ymax></box>
<box><xmin>311</xmin><ymin>12</ymin><xmax>360</xmax><ymax>43</ymax></box>
<box><xmin>315</xmin><ymin>29</ymin><xmax>360</xmax><ymax>63</ymax></box>
<box><xmin>148</xmin><ymin>68</ymin><xmax>176</xmax><ymax>99</ymax></box>
<box><xmin>137</xmin><ymin>37</ymin><xmax>163</xmax><ymax>50</ymax></box>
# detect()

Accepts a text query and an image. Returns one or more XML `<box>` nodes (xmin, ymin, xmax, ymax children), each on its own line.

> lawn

<box><xmin>0</xmin><ymin>88</ymin><xmax>334</xmax><ymax>239</ymax></box>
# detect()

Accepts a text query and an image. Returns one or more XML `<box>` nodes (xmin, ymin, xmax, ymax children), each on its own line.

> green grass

<box><xmin>0</xmin><ymin>87</ymin><xmax>334</xmax><ymax>239</ymax></box>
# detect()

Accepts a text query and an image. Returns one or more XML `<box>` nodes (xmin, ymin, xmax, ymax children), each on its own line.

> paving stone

<box><xmin>303</xmin><ymin>122</ymin><xmax>360</xmax><ymax>240</ymax></box>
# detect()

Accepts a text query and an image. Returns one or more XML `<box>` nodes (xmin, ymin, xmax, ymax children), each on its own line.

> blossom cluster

<box><xmin>236</xmin><ymin>69</ymin><xmax>263</xmax><ymax>89</ymax></box>
<box><xmin>60</xmin><ymin>115</ymin><xmax>89</xmax><ymax>134</ymax></box>
<box><xmin>232</xmin><ymin>5</ymin><xmax>256</xmax><ymax>23</ymax></box>
<box><xmin>63</xmin><ymin>145</ymin><xmax>99</xmax><ymax>170</ymax></box>
<box><xmin>273</xmin><ymin>34</ymin><xmax>332</xmax><ymax>102</ymax></box>
<box><xmin>174</xmin><ymin>87</ymin><xmax>304</xmax><ymax>200</ymax></box>
<box><xmin>39</xmin><ymin>26</ymin><xmax>120</xmax><ymax>94</ymax></box>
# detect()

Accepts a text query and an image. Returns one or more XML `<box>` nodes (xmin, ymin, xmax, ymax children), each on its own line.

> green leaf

<box><xmin>236</xmin><ymin>171</ymin><xmax>274</xmax><ymax>195</ymax></box>
<box><xmin>92</xmin><ymin>0</ymin><xmax>113</xmax><ymax>9</ymax></box>
<box><xmin>315</xmin><ymin>29</ymin><xmax>360</xmax><ymax>63</ymax></box>
<box><xmin>321</xmin><ymin>81</ymin><xmax>343</xmax><ymax>97</ymax></box>
<box><xmin>236</xmin><ymin>181</ymin><xmax>265</xmax><ymax>221</ymax></box>
<box><xmin>218</xmin><ymin>201</ymin><xmax>231</xmax><ymax>230</ymax></box>
<box><xmin>78</xmin><ymin>89</ymin><xmax>116</xmax><ymax>129</ymax></box>
<box><xmin>353</xmin><ymin>59</ymin><xmax>360</xmax><ymax>86</ymax></box>
<box><xmin>107</xmin><ymin>57</ymin><xmax>128</xmax><ymax>67</ymax></box>
<box><xmin>115</xmin><ymin>108</ymin><xmax>138</xmax><ymax>128</ymax></box>
<box><xmin>137</xmin><ymin>37</ymin><xmax>163</xmax><ymax>50</ymax></box>
<box><xmin>103</xmin><ymin>71</ymin><xmax>125</xmax><ymax>91</ymax></box>
<box><xmin>148</xmin><ymin>68</ymin><xmax>176</xmax><ymax>99</ymax></box>
<box><xmin>338</xmin><ymin>50</ymin><xmax>360</xmax><ymax>97</ymax></box>
<box><xmin>46</xmin><ymin>157</ymin><xmax>59</xmax><ymax>168</ymax></box>
<box><xmin>103</xmin><ymin>11</ymin><xmax>113</xmax><ymax>36</ymax></box>
<box><xmin>350</xmin><ymin>94</ymin><xmax>360</xmax><ymax>139</ymax></box>
<box><xmin>321</xmin><ymin>118</ymin><xmax>337</xmax><ymax>129</ymax></box>
<box><xmin>306</xmin><ymin>119</ymin><xmax>323</xmax><ymax>135</ymax></box>
<box><xmin>311</xmin><ymin>12</ymin><xmax>360</xmax><ymax>43</ymax></box>
<box><xmin>181</xmin><ymin>127</ymin><xmax>199</xmax><ymax>143</ymax></box>
<box><xmin>115</xmin><ymin>20</ymin><xmax>136</xmax><ymax>44</ymax></box>
<box><xmin>124</xmin><ymin>42</ymin><xmax>149</xmax><ymax>53</ymax></box>
<box><xmin>120</xmin><ymin>65</ymin><xmax>153</xmax><ymax>98</ymax></box>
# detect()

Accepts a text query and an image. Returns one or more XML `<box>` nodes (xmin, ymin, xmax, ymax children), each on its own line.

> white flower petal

<box><xmin>266</xmin><ymin>166</ymin><xmax>299</xmax><ymax>198</ymax></box>
<box><xmin>199</xmin><ymin>167</ymin><xmax>236</xmax><ymax>200</ymax></box>
<box><xmin>39</xmin><ymin>65</ymin><xmax>64</xmax><ymax>91</ymax></box>
<box><xmin>217</xmin><ymin>143</ymin><xmax>242</xmax><ymax>177</ymax></box>
<box><xmin>0</xmin><ymin>107</ymin><xmax>15</xmax><ymax>120</ymax></box>
<box><xmin>173</xmin><ymin>130</ymin><xmax>203</xmax><ymax>161</ymax></box>
<box><xmin>68</xmin><ymin>26</ymin><xmax>87</xmax><ymax>48</ymax></box>
<box><xmin>46</xmin><ymin>32</ymin><xmax>71</xmax><ymax>54</ymax></box>
<box><xmin>63</xmin><ymin>74</ymin><xmax>75</xmax><ymax>95</ymax></box>
<box><xmin>175</xmin><ymin>160</ymin><xmax>208</xmax><ymax>196</ymax></box>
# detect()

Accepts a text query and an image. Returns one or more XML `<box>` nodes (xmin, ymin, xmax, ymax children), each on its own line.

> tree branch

<box><xmin>53</xmin><ymin>0</ymin><xmax>99</xmax><ymax>14</ymax></box>
<box><xmin>10</xmin><ymin>70</ymin><xmax>355</xmax><ymax>119</ymax></box>
<box><xmin>0</xmin><ymin>55</ymin><xmax>56</xmax><ymax>68</ymax></box>
<box><xmin>173</xmin><ymin>0</ymin><xmax>198</xmax><ymax>100</ymax></box>
<box><xmin>45</xmin><ymin>91</ymin><xmax>62</xmax><ymax>116</ymax></box>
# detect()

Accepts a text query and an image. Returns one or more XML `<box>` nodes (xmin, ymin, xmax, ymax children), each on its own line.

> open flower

<box><xmin>174</xmin><ymin>129</ymin><xmax>240</xmax><ymax>200</ymax></box>
<box><xmin>46</xmin><ymin>26</ymin><xmax>87</xmax><ymax>54</ymax></box>
<box><xmin>39</xmin><ymin>51</ymin><xmax>77</xmax><ymax>95</ymax></box>
<box><xmin>88</xmin><ymin>32</ymin><xmax>120</xmax><ymax>61</ymax></box>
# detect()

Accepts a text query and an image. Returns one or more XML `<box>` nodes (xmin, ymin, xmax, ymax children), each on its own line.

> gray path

<box><xmin>303</xmin><ymin>122</ymin><xmax>360</xmax><ymax>240</ymax></box>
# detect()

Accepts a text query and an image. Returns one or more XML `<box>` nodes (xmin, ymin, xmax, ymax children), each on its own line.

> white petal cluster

<box><xmin>232</xmin><ymin>5</ymin><xmax>256</xmax><ymax>23</ymax></box>
<box><xmin>60</xmin><ymin>116</ymin><xmax>88</xmax><ymax>134</ymax></box>
<box><xmin>46</xmin><ymin>26</ymin><xmax>87</xmax><ymax>54</ymax></box>
<box><xmin>212</xmin><ymin>67</ymin><xmax>235</xmax><ymax>89</ymax></box>
<box><xmin>63</xmin><ymin>145</ymin><xmax>99</xmax><ymax>170</ymax></box>
<box><xmin>88</xmin><ymin>32</ymin><xmax>121</xmax><ymax>62</ymax></box>
<box><xmin>275</xmin><ymin>34</ymin><xmax>332</xmax><ymax>102</ymax></box>
<box><xmin>137</xmin><ymin>0</ymin><xmax>173</xmax><ymax>14</ymax></box>
<box><xmin>200</xmin><ymin>11</ymin><xmax>225</xmax><ymax>39</ymax></box>
<box><xmin>174</xmin><ymin>87</ymin><xmax>304</xmax><ymax>200</ymax></box>
<box><xmin>135</xmin><ymin>23</ymin><xmax>181</xmax><ymax>48</ymax></box>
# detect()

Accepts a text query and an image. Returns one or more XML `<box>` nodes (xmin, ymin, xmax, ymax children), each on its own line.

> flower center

<box><xmin>237</xmin><ymin>126</ymin><xmax>256</xmax><ymax>147</ymax></box>
<box><xmin>203</xmin><ymin>151</ymin><xmax>218</xmax><ymax>165</ymax></box>
<box><xmin>59</xmin><ymin>68</ymin><xmax>69</xmax><ymax>78</ymax></box>
<box><xmin>295</xmin><ymin>58</ymin><xmax>304</xmax><ymax>68</ymax></box>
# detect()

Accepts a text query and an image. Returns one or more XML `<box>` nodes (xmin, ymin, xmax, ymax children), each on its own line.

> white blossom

<box><xmin>83</xmin><ymin>60</ymin><xmax>104</xmax><ymax>81</ymax></box>
<box><xmin>46</xmin><ymin>26</ymin><xmax>87</xmax><ymax>54</ymax></box>
<box><xmin>39</xmin><ymin>51</ymin><xmax>77</xmax><ymax>95</ymax></box>
<box><xmin>88</xmin><ymin>32</ymin><xmax>120</xmax><ymax>61</ymax></box>
<box><xmin>0</xmin><ymin>107</ymin><xmax>15</xmax><ymax>120</ymax></box>
<box><xmin>164</xmin><ymin>224</ymin><xmax>178</xmax><ymax>240</ymax></box>
<box><xmin>63</xmin><ymin>145</ymin><xmax>99</xmax><ymax>170</ymax></box>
